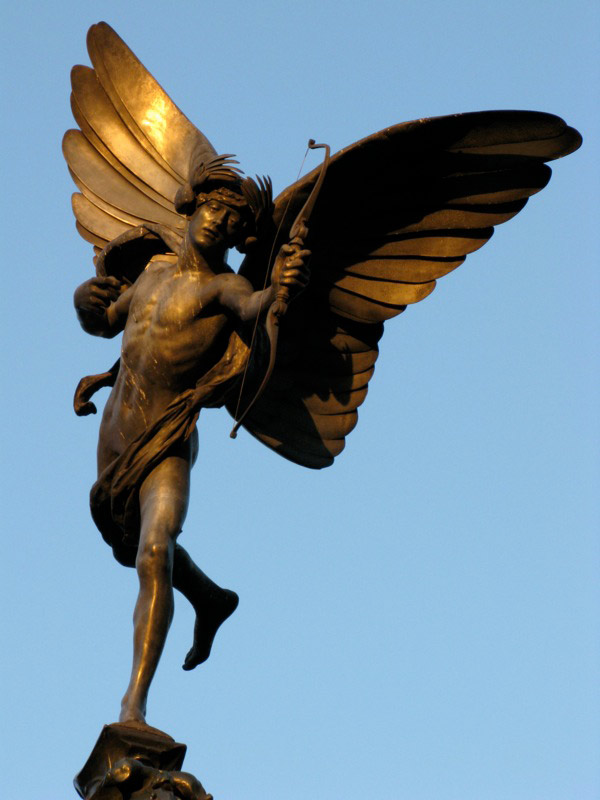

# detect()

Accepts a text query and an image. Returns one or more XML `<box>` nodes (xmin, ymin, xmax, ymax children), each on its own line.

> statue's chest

<box><xmin>132</xmin><ymin>272</ymin><xmax>205</xmax><ymax>330</ymax></box>
<box><xmin>154</xmin><ymin>280</ymin><xmax>203</xmax><ymax>327</ymax></box>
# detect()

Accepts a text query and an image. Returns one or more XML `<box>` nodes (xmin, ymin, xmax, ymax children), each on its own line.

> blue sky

<box><xmin>2</xmin><ymin>2</ymin><xmax>598</xmax><ymax>798</ymax></box>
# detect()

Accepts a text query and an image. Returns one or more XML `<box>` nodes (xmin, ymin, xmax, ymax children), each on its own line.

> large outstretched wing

<box><xmin>63</xmin><ymin>21</ymin><xmax>216</xmax><ymax>271</ymax></box>
<box><xmin>231</xmin><ymin>111</ymin><xmax>581</xmax><ymax>468</ymax></box>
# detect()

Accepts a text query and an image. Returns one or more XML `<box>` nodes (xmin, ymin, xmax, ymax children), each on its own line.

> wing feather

<box><xmin>328</xmin><ymin>293</ymin><xmax>407</xmax><ymax>323</ymax></box>
<box><xmin>327</xmin><ymin>276</ymin><xmax>436</xmax><ymax>308</ymax></box>
<box><xmin>75</xmin><ymin>221</ymin><xmax>107</xmax><ymax>248</ymax></box>
<box><xmin>72</xmin><ymin>194</ymin><xmax>130</xmax><ymax>243</ymax></box>
<box><xmin>266</xmin><ymin>385</ymin><xmax>369</xmax><ymax>415</ymax></box>
<box><xmin>245</xmin><ymin>411</ymin><xmax>347</xmax><ymax>460</ymax></box>
<box><xmin>241</xmin><ymin>430</ymin><xmax>336</xmax><ymax>469</ymax></box>
<box><xmin>330</xmin><ymin>257</ymin><xmax>465</xmax><ymax>283</ymax></box>
<box><xmin>324</xmin><ymin>229</ymin><xmax>494</xmax><ymax>259</ymax></box>
<box><xmin>396</xmin><ymin>200</ymin><xmax>528</xmax><ymax>232</ymax></box>
<box><xmin>69</xmin><ymin>169</ymin><xmax>154</xmax><ymax>229</ymax></box>
<box><xmin>294</xmin><ymin>348</ymin><xmax>378</xmax><ymax>375</ymax></box>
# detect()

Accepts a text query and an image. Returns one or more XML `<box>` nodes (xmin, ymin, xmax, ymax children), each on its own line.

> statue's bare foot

<box><xmin>182</xmin><ymin>589</ymin><xmax>239</xmax><ymax>671</ymax></box>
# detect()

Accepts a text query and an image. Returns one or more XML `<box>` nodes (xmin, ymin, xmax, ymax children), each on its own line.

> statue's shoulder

<box><xmin>217</xmin><ymin>268</ymin><xmax>252</xmax><ymax>290</ymax></box>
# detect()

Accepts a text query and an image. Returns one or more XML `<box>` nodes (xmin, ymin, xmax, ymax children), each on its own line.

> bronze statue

<box><xmin>65</xmin><ymin>21</ymin><xmax>581</xmax><ymax>739</ymax></box>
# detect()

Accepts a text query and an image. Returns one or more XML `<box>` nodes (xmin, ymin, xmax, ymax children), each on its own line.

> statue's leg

<box><xmin>169</xmin><ymin>426</ymin><xmax>238</xmax><ymax>670</ymax></box>
<box><xmin>119</xmin><ymin>453</ymin><xmax>191</xmax><ymax>725</ymax></box>
<box><xmin>113</xmin><ymin>539</ymin><xmax>239</xmax><ymax>649</ymax></box>
<box><xmin>173</xmin><ymin>544</ymin><xmax>239</xmax><ymax>671</ymax></box>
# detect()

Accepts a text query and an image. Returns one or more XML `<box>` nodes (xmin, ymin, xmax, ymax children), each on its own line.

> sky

<box><xmin>1</xmin><ymin>2</ymin><xmax>599</xmax><ymax>799</ymax></box>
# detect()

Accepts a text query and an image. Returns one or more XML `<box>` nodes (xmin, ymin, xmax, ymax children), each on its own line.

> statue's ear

<box><xmin>174</xmin><ymin>183</ymin><xmax>196</xmax><ymax>216</ymax></box>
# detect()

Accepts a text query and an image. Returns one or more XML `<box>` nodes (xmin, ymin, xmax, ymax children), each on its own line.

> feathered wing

<box><xmin>63</xmin><ymin>21</ymin><xmax>216</xmax><ymax>271</ymax></box>
<box><xmin>231</xmin><ymin>110</ymin><xmax>581</xmax><ymax>468</ymax></box>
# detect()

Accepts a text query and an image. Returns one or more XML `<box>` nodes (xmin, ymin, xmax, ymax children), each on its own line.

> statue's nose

<box><xmin>214</xmin><ymin>208</ymin><xmax>228</xmax><ymax>226</ymax></box>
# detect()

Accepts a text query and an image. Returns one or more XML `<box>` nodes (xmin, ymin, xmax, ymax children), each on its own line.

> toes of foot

<box><xmin>182</xmin><ymin>648</ymin><xmax>202</xmax><ymax>670</ymax></box>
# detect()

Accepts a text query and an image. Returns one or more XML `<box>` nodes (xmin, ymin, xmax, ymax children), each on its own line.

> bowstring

<box><xmin>231</xmin><ymin>145</ymin><xmax>311</xmax><ymax>426</ymax></box>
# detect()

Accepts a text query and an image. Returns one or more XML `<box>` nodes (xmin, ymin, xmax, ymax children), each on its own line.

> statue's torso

<box><xmin>98</xmin><ymin>260</ymin><xmax>232</xmax><ymax>464</ymax></box>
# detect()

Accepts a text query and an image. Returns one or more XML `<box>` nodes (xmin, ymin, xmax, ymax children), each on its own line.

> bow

<box><xmin>230</xmin><ymin>139</ymin><xmax>331</xmax><ymax>439</ymax></box>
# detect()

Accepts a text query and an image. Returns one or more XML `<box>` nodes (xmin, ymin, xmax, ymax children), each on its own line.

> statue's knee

<box><xmin>136</xmin><ymin>539</ymin><xmax>173</xmax><ymax>577</ymax></box>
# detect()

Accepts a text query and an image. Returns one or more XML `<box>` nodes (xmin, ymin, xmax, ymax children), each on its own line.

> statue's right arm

<box><xmin>74</xmin><ymin>276</ymin><xmax>133</xmax><ymax>338</ymax></box>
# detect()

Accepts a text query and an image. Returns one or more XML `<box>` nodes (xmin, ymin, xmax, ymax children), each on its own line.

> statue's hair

<box><xmin>175</xmin><ymin>154</ymin><xmax>273</xmax><ymax>252</ymax></box>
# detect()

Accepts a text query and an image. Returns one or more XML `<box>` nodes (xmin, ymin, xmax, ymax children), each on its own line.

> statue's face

<box><xmin>189</xmin><ymin>197</ymin><xmax>245</xmax><ymax>252</ymax></box>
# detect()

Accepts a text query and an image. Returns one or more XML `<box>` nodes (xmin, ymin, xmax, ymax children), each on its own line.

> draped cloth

<box><xmin>88</xmin><ymin>329</ymin><xmax>264</xmax><ymax>565</ymax></box>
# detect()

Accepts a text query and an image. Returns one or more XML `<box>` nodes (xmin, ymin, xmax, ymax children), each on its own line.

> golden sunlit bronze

<box><xmin>65</xmin><ymin>21</ymin><xmax>581</xmax><ymax>799</ymax></box>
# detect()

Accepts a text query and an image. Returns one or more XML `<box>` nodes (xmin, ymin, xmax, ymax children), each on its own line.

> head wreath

<box><xmin>175</xmin><ymin>154</ymin><xmax>274</xmax><ymax>252</ymax></box>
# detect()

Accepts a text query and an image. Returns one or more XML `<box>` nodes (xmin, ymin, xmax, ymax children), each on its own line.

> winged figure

<box><xmin>64</xmin><ymin>22</ymin><xmax>581</xmax><ymax>727</ymax></box>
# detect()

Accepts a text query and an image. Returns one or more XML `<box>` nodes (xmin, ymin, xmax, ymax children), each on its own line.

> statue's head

<box><xmin>175</xmin><ymin>155</ymin><xmax>273</xmax><ymax>254</ymax></box>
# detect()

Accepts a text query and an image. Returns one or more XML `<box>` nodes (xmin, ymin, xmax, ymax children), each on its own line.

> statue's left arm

<box><xmin>214</xmin><ymin>243</ymin><xmax>310</xmax><ymax>323</ymax></box>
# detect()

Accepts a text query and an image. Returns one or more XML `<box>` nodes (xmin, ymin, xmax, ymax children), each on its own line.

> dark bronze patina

<box><xmin>230</xmin><ymin>139</ymin><xmax>331</xmax><ymax>437</ymax></box>
<box><xmin>74</xmin><ymin>724</ymin><xmax>209</xmax><ymax>800</ymax></box>
<box><xmin>65</xmin><ymin>21</ymin><xmax>581</xmax><ymax>797</ymax></box>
